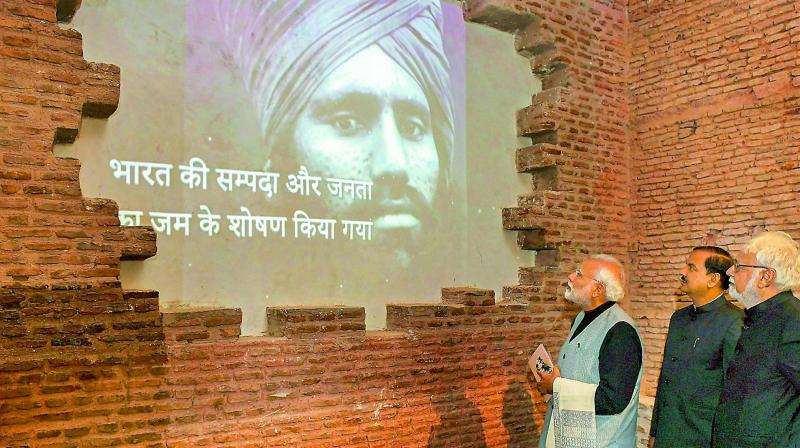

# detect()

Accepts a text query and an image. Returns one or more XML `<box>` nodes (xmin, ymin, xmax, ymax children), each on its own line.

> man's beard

<box><xmin>269</xmin><ymin>157</ymin><xmax>439</xmax><ymax>269</ymax></box>
<box><xmin>341</xmin><ymin>181</ymin><xmax>437</xmax><ymax>267</ymax></box>
<box><xmin>564</xmin><ymin>282</ymin><xmax>590</xmax><ymax>308</ymax></box>
<box><xmin>260</xmin><ymin>176</ymin><xmax>447</xmax><ymax>292</ymax></box>
<box><xmin>729</xmin><ymin>275</ymin><xmax>760</xmax><ymax>309</ymax></box>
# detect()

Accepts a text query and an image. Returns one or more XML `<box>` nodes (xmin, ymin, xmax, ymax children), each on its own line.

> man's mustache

<box><xmin>346</xmin><ymin>180</ymin><xmax>434</xmax><ymax>226</ymax></box>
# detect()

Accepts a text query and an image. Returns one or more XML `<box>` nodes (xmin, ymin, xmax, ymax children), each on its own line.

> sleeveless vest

<box><xmin>539</xmin><ymin>304</ymin><xmax>643</xmax><ymax>448</ymax></box>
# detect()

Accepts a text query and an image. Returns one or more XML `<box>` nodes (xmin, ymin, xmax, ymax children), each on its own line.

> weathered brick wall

<box><xmin>472</xmin><ymin>0</ymin><xmax>634</xmax><ymax>350</ymax></box>
<box><xmin>161</xmin><ymin>291</ymin><xmax>545</xmax><ymax>447</ymax></box>
<box><xmin>0</xmin><ymin>0</ymin><xmax>167</xmax><ymax>446</ymax></box>
<box><xmin>629</xmin><ymin>0</ymin><xmax>800</xmax><ymax>403</ymax></box>
<box><xmin>0</xmin><ymin>0</ymin><xmax>637</xmax><ymax>446</ymax></box>
<box><xmin>1</xmin><ymin>288</ymin><xmax>168</xmax><ymax>446</ymax></box>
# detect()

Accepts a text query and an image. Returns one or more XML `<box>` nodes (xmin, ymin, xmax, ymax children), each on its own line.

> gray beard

<box><xmin>729</xmin><ymin>275</ymin><xmax>760</xmax><ymax>309</ymax></box>
<box><xmin>564</xmin><ymin>286</ymin><xmax>589</xmax><ymax>308</ymax></box>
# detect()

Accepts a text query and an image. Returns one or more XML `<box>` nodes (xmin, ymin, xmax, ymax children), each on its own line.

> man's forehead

<box><xmin>580</xmin><ymin>259</ymin><xmax>603</xmax><ymax>273</ymax></box>
<box><xmin>735</xmin><ymin>250</ymin><xmax>756</xmax><ymax>261</ymax></box>
<box><xmin>314</xmin><ymin>45</ymin><xmax>428</xmax><ymax>108</ymax></box>
<box><xmin>688</xmin><ymin>250</ymin><xmax>709</xmax><ymax>265</ymax></box>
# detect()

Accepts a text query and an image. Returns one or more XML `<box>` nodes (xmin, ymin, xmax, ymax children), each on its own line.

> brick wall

<box><xmin>0</xmin><ymin>0</ymin><xmax>643</xmax><ymax>446</ymax></box>
<box><xmin>0</xmin><ymin>0</ymin><xmax>168</xmax><ymax>446</ymax></box>
<box><xmin>471</xmin><ymin>0</ymin><xmax>634</xmax><ymax>347</ymax></box>
<box><xmin>629</xmin><ymin>0</ymin><xmax>800</xmax><ymax>400</ymax></box>
<box><xmin>162</xmin><ymin>291</ymin><xmax>547</xmax><ymax>447</ymax></box>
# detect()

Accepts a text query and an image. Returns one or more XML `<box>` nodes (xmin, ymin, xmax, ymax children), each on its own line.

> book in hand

<box><xmin>528</xmin><ymin>344</ymin><xmax>554</xmax><ymax>382</ymax></box>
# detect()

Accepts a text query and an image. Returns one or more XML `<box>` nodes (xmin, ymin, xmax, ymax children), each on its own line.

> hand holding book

<box><xmin>528</xmin><ymin>344</ymin><xmax>554</xmax><ymax>382</ymax></box>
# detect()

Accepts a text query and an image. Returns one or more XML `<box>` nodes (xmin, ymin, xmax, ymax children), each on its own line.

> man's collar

<box><xmin>744</xmin><ymin>290</ymin><xmax>793</xmax><ymax>320</ymax></box>
<box><xmin>584</xmin><ymin>300</ymin><xmax>615</xmax><ymax>317</ymax></box>
<box><xmin>691</xmin><ymin>293</ymin><xmax>726</xmax><ymax>314</ymax></box>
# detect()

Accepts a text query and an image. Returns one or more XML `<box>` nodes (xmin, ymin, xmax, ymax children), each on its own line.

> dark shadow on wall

<box><xmin>502</xmin><ymin>380</ymin><xmax>538</xmax><ymax>447</ymax></box>
<box><xmin>427</xmin><ymin>386</ymin><xmax>487</xmax><ymax>448</ymax></box>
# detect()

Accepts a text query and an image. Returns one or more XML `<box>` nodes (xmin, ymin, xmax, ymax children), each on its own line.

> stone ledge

<box><xmin>514</xmin><ymin>21</ymin><xmax>553</xmax><ymax>58</ymax></box>
<box><xmin>541</xmin><ymin>63</ymin><xmax>570</xmax><ymax>90</ymax></box>
<box><xmin>265</xmin><ymin>306</ymin><xmax>365</xmax><ymax>338</ymax></box>
<box><xmin>51</xmin><ymin>61</ymin><xmax>120</xmax><ymax>144</ymax></box>
<box><xmin>515</xmin><ymin>229</ymin><xmax>559</xmax><ymax>252</ymax></box>
<box><xmin>515</xmin><ymin>143</ymin><xmax>564</xmax><ymax>173</ymax></box>
<box><xmin>386</xmin><ymin>302</ymin><xmax>530</xmax><ymax>331</ymax></box>
<box><xmin>502</xmin><ymin>206</ymin><xmax>544</xmax><ymax>230</ymax></box>
<box><xmin>532</xmin><ymin>87</ymin><xmax>570</xmax><ymax>107</ymax></box>
<box><xmin>117</xmin><ymin>226</ymin><xmax>157</xmax><ymax>261</ymax></box>
<box><xmin>464</xmin><ymin>0</ymin><xmax>538</xmax><ymax>33</ymax></box>
<box><xmin>516</xmin><ymin>102</ymin><xmax>568</xmax><ymax>138</ymax></box>
<box><xmin>82</xmin><ymin>62</ymin><xmax>120</xmax><ymax>119</ymax></box>
<box><xmin>81</xmin><ymin>197</ymin><xmax>118</xmax><ymax>216</ymax></box>
<box><xmin>441</xmin><ymin>287</ymin><xmax>495</xmax><ymax>306</ymax></box>
<box><xmin>518</xmin><ymin>266</ymin><xmax>562</xmax><ymax>285</ymax></box>
<box><xmin>56</xmin><ymin>0</ymin><xmax>82</xmax><ymax>23</ymax></box>
<box><xmin>531</xmin><ymin>48</ymin><xmax>569</xmax><ymax>76</ymax></box>
<box><xmin>161</xmin><ymin>307</ymin><xmax>241</xmax><ymax>343</ymax></box>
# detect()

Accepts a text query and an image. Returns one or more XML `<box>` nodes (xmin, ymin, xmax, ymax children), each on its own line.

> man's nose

<box><xmin>370</xmin><ymin>111</ymin><xmax>410</xmax><ymax>188</ymax></box>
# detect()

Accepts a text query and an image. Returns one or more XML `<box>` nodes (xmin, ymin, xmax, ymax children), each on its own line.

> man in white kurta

<box><xmin>537</xmin><ymin>255</ymin><xmax>644</xmax><ymax>448</ymax></box>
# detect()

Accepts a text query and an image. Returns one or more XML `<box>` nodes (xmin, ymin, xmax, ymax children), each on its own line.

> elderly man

<box><xmin>649</xmin><ymin>246</ymin><xmax>743</xmax><ymax>448</ymax></box>
<box><xmin>712</xmin><ymin>231</ymin><xmax>800</xmax><ymax>447</ymax></box>
<box><xmin>538</xmin><ymin>255</ymin><xmax>643</xmax><ymax>448</ymax></box>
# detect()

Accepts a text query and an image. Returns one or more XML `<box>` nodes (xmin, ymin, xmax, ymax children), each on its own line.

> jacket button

<box><xmin>671</xmin><ymin>356</ymin><xmax>678</xmax><ymax>362</ymax></box>
<box><xmin>664</xmin><ymin>378</ymin><xmax>671</xmax><ymax>385</ymax></box>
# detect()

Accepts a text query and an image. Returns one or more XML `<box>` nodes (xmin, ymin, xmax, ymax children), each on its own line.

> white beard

<box><xmin>729</xmin><ymin>275</ymin><xmax>760</xmax><ymax>309</ymax></box>
<box><xmin>564</xmin><ymin>282</ymin><xmax>590</xmax><ymax>308</ymax></box>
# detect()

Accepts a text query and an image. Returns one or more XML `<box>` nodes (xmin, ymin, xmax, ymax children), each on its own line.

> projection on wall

<box><xmin>68</xmin><ymin>0</ymin><xmax>537</xmax><ymax>334</ymax></box>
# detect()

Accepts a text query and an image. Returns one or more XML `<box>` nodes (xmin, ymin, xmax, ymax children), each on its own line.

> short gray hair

<box><xmin>589</xmin><ymin>254</ymin><xmax>625</xmax><ymax>302</ymax></box>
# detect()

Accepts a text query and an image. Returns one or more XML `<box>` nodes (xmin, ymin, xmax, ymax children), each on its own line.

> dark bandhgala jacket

<box><xmin>712</xmin><ymin>291</ymin><xmax>800</xmax><ymax>447</ymax></box>
<box><xmin>650</xmin><ymin>295</ymin><xmax>743</xmax><ymax>448</ymax></box>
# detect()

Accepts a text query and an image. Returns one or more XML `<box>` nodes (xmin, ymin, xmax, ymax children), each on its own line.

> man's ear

<box><xmin>593</xmin><ymin>282</ymin><xmax>604</xmax><ymax>299</ymax></box>
<box><xmin>759</xmin><ymin>268</ymin><xmax>777</xmax><ymax>288</ymax></box>
<box><xmin>707</xmin><ymin>272</ymin><xmax>721</xmax><ymax>289</ymax></box>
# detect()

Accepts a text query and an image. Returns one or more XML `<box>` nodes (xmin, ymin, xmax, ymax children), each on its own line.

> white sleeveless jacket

<box><xmin>539</xmin><ymin>304</ymin><xmax>643</xmax><ymax>448</ymax></box>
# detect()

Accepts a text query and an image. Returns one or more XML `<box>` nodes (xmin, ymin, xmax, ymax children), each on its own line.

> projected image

<box><xmin>74</xmin><ymin>0</ymin><xmax>468</xmax><ymax>333</ymax></box>
<box><xmin>215</xmin><ymin>0</ymin><xmax>458</xmax><ymax>271</ymax></box>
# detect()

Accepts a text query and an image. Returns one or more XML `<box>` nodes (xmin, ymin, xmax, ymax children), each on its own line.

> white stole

<box><xmin>546</xmin><ymin>377</ymin><xmax>598</xmax><ymax>448</ymax></box>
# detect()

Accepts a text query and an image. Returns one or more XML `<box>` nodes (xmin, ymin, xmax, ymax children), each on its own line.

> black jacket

<box><xmin>650</xmin><ymin>295</ymin><xmax>743</xmax><ymax>447</ymax></box>
<box><xmin>712</xmin><ymin>291</ymin><xmax>800</xmax><ymax>447</ymax></box>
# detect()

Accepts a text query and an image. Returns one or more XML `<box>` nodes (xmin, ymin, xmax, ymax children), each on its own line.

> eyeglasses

<box><xmin>574</xmin><ymin>269</ymin><xmax>604</xmax><ymax>288</ymax></box>
<box><xmin>732</xmin><ymin>259</ymin><xmax>770</xmax><ymax>273</ymax></box>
